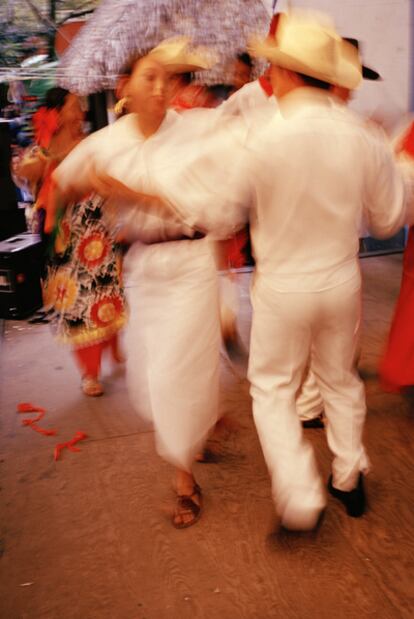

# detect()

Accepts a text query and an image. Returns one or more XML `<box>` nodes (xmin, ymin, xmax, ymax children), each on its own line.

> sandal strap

<box><xmin>173</xmin><ymin>484</ymin><xmax>202</xmax><ymax>528</ymax></box>
<box><xmin>176</xmin><ymin>496</ymin><xmax>201</xmax><ymax>517</ymax></box>
<box><xmin>176</xmin><ymin>483</ymin><xmax>202</xmax><ymax>500</ymax></box>
<box><xmin>82</xmin><ymin>377</ymin><xmax>103</xmax><ymax>396</ymax></box>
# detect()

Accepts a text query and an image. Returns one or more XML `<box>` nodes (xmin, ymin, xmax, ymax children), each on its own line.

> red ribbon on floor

<box><xmin>54</xmin><ymin>431</ymin><xmax>88</xmax><ymax>461</ymax></box>
<box><xmin>17</xmin><ymin>402</ymin><xmax>57</xmax><ymax>436</ymax></box>
<box><xmin>17</xmin><ymin>402</ymin><xmax>46</xmax><ymax>413</ymax></box>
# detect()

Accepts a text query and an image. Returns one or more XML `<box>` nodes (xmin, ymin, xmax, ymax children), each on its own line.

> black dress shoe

<box><xmin>301</xmin><ymin>414</ymin><xmax>324</xmax><ymax>429</ymax></box>
<box><xmin>328</xmin><ymin>473</ymin><xmax>366</xmax><ymax>517</ymax></box>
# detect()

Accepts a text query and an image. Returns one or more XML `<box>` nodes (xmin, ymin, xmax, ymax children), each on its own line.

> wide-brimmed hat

<box><xmin>249</xmin><ymin>11</ymin><xmax>362</xmax><ymax>90</ymax></box>
<box><xmin>148</xmin><ymin>37</ymin><xmax>216</xmax><ymax>73</ymax></box>
<box><xmin>343</xmin><ymin>38</ymin><xmax>381</xmax><ymax>81</ymax></box>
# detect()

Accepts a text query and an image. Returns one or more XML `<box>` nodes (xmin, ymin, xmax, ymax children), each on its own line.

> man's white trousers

<box><xmin>248</xmin><ymin>273</ymin><xmax>369</xmax><ymax>526</ymax></box>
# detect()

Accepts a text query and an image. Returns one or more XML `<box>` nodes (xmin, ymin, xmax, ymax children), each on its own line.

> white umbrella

<box><xmin>58</xmin><ymin>0</ymin><xmax>270</xmax><ymax>94</ymax></box>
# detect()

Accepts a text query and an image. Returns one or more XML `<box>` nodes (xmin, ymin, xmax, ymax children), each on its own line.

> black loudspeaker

<box><xmin>0</xmin><ymin>120</ymin><xmax>27</xmax><ymax>240</ymax></box>
<box><xmin>0</xmin><ymin>233</ymin><xmax>43</xmax><ymax>319</ymax></box>
<box><xmin>0</xmin><ymin>209</ymin><xmax>27</xmax><ymax>241</ymax></box>
<box><xmin>0</xmin><ymin>120</ymin><xmax>18</xmax><ymax>211</ymax></box>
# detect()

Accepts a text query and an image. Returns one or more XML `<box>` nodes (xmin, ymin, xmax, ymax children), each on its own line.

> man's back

<box><xmin>245</xmin><ymin>89</ymin><xmax>405</xmax><ymax>291</ymax></box>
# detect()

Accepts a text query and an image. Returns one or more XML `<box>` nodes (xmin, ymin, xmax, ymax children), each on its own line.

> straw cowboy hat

<box><xmin>249</xmin><ymin>11</ymin><xmax>362</xmax><ymax>90</ymax></box>
<box><xmin>148</xmin><ymin>36</ymin><xmax>217</xmax><ymax>73</ymax></box>
<box><xmin>343</xmin><ymin>38</ymin><xmax>381</xmax><ymax>81</ymax></box>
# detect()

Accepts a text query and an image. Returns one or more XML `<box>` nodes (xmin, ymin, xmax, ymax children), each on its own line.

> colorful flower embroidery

<box><xmin>77</xmin><ymin>233</ymin><xmax>109</xmax><ymax>268</ymax></box>
<box><xmin>46</xmin><ymin>195</ymin><xmax>126</xmax><ymax>346</ymax></box>
<box><xmin>91</xmin><ymin>295</ymin><xmax>123</xmax><ymax>327</ymax></box>
<box><xmin>46</xmin><ymin>271</ymin><xmax>78</xmax><ymax>312</ymax></box>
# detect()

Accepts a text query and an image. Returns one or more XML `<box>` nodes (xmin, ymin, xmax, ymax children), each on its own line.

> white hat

<box><xmin>148</xmin><ymin>37</ymin><xmax>216</xmax><ymax>73</ymax></box>
<box><xmin>249</xmin><ymin>11</ymin><xmax>362</xmax><ymax>90</ymax></box>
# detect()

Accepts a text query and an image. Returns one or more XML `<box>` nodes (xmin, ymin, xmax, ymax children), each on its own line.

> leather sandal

<box><xmin>81</xmin><ymin>376</ymin><xmax>104</xmax><ymax>397</ymax></box>
<box><xmin>172</xmin><ymin>483</ymin><xmax>202</xmax><ymax>529</ymax></box>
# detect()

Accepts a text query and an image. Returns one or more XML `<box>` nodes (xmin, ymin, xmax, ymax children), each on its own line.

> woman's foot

<box><xmin>172</xmin><ymin>483</ymin><xmax>202</xmax><ymax>529</ymax></box>
<box><xmin>172</xmin><ymin>470</ymin><xmax>202</xmax><ymax>528</ymax></box>
<box><xmin>81</xmin><ymin>376</ymin><xmax>104</xmax><ymax>397</ymax></box>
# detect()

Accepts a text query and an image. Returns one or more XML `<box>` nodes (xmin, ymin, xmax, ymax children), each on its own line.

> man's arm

<box><xmin>363</xmin><ymin>137</ymin><xmax>408</xmax><ymax>238</ymax></box>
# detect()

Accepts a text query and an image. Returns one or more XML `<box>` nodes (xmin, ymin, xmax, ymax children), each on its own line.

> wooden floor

<box><xmin>1</xmin><ymin>254</ymin><xmax>414</xmax><ymax>619</ymax></box>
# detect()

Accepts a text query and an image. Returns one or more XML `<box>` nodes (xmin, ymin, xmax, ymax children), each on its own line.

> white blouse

<box><xmin>54</xmin><ymin>109</ymin><xmax>249</xmax><ymax>242</ymax></box>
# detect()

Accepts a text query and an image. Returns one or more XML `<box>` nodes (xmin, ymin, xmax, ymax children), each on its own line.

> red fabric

<box><xmin>380</xmin><ymin>227</ymin><xmax>414</xmax><ymax>391</ymax></box>
<box><xmin>17</xmin><ymin>403</ymin><xmax>88</xmax><ymax>457</ymax></box>
<box><xmin>221</xmin><ymin>229</ymin><xmax>249</xmax><ymax>269</ymax></box>
<box><xmin>73</xmin><ymin>334</ymin><xmax>120</xmax><ymax>378</ymax></box>
<box><xmin>74</xmin><ymin>341</ymin><xmax>105</xmax><ymax>378</ymax></box>
<box><xmin>32</xmin><ymin>106</ymin><xmax>60</xmax><ymax>233</ymax></box>
<box><xmin>400</xmin><ymin>122</ymin><xmax>414</xmax><ymax>158</ymax></box>
<box><xmin>170</xmin><ymin>84</ymin><xmax>216</xmax><ymax>111</ymax></box>
<box><xmin>258</xmin><ymin>75</ymin><xmax>273</xmax><ymax>97</ymax></box>
<box><xmin>17</xmin><ymin>402</ymin><xmax>46</xmax><ymax>413</ymax></box>
<box><xmin>32</xmin><ymin>107</ymin><xmax>59</xmax><ymax>149</ymax></box>
<box><xmin>17</xmin><ymin>403</ymin><xmax>57</xmax><ymax>436</ymax></box>
<box><xmin>380</xmin><ymin>123</ymin><xmax>414</xmax><ymax>391</ymax></box>
<box><xmin>268</xmin><ymin>13</ymin><xmax>282</xmax><ymax>36</ymax></box>
<box><xmin>54</xmin><ymin>431</ymin><xmax>88</xmax><ymax>461</ymax></box>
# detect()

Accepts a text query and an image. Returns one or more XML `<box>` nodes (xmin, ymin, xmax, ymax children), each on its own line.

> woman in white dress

<box><xmin>54</xmin><ymin>39</ymin><xmax>246</xmax><ymax>528</ymax></box>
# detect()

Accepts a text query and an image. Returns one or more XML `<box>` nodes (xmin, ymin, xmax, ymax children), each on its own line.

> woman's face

<box><xmin>126</xmin><ymin>56</ymin><xmax>170</xmax><ymax>117</ymax></box>
<box><xmin>59</xmin><ymin>94</ymin><xmax>84</xmax><ymax>131</ymax></box>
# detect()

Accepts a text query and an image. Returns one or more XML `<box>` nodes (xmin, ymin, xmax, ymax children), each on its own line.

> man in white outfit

<box><xmin>219</xmin><ymin>31</ymin><xmax>383</xmax><ymax>433</ymax></box>
<box><xmin>234</xmin><ymin>12</ymin><xmax>412</xmax><ymax>530</ymax></box>
<box><xmin>219</xmin><ymin>37</ymin><xmax>326</xmax><ymax>429</ymax></box>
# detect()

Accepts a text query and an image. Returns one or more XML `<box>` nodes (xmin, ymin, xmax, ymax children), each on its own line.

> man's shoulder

<box><xmin>221</xmin><ymin>80</ymin><xmax>267</xmax><ymax>111</ymax></box>
<box><xmin>236</xmin><ymin>80</ymin><xmax>269</xmax><ymax>104</ymax></box>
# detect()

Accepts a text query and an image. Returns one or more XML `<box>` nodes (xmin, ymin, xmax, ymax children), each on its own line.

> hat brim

<box><xmin>148</xmin><ymin>38</ymin><xmax>216</xmax><ymax>74</ymax></box>
<box><xmin>162</xmin><ymin>61</ymin><xmax>214</xmax><ymax>74</ymax></box>
<box><xmin>249</xmin><ymin>37</ymin><xmax>362</xmax><ymax>90</ymax></box>
<box><xmin>362</xmin><ymin>65</ymin><xmax>381</xmax><ymax>81</ymax></box>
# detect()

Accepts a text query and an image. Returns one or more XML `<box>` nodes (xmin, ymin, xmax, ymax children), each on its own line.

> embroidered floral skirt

<box><xmin>44</xmin><ymin>195</ymin><xmax>127</xmax><ymax>348</ymax></box>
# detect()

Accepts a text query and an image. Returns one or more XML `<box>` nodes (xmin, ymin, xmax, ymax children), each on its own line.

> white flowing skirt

<box><xmin>125</xmin><ymin>238</ymin><xmax>220</xmax><ymax>471</ymax></box>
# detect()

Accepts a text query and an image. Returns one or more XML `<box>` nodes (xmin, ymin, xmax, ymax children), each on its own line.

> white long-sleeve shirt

<box><xmin>232</xmin><ymin>88</ymin><xmax>409</xmax><ymax>292</ymax></box>
<box><xmin>219</xmin><ymin>79</ymin><xmax>278</xmax><ymax>125</ymax></box>
<box><xmin>54</xmin><ymin>90</ymin><xmax>411</xmax><ymax>285</ymax></box>
<box><xmin>54</xmin><ymin>110</ymin><xmax>247</xmax><ymax>242</ymax></box>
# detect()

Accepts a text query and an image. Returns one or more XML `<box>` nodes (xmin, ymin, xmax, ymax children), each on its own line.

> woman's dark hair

<box><xmin>296</xmin><ymin>72</ymin><xmax>331</xmax><ymax>90</ymax></box>
<box><xmin>121</xmin><ymin>51</ymin><xmax>150</xmax><ymax>77</ymax></box>
<box><xmin>44</xmin><ymin>87</ymin><xmax>70</xmax><ymax>110</ymax></box>
<box><xmin>237</xmin><ymin>52</ymin><xmax>253</xmax><ymax>69</ymax></box>
<box><xmin>180</xmin><ymin>72</ymin><xmax>194</xmax><ymax>85</ymax></box>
